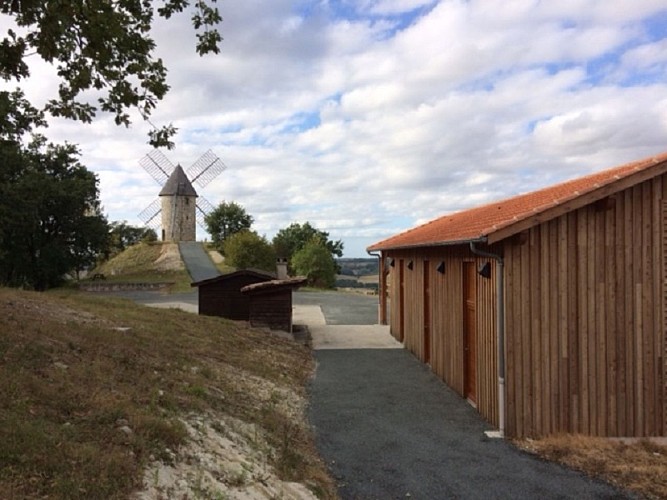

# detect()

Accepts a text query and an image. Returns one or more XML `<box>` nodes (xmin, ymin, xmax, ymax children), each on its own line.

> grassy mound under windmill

<box><xmin>89</xmin><ymin>242</ymin><xmax>192</xmax><ymax>291</ymax></box>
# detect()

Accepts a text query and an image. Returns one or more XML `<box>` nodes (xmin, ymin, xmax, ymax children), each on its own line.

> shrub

<box><xmin>223</xmin><ymin>230</ymin><xmax>276</xmax><ymax>273</ymax></box>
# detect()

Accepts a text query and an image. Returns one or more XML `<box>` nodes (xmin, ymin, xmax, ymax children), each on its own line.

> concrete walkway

<box><xmin>178</xmin><ymin>242</ymin><xmax>220</xmax><ymax>283</ymax></box>
<box><xmin>143</xmin><ymin>301</ymin><xmax>198</xmax><ymax>313</ymax></box>
<box><xmin>293</xmin><ymin>304</ymin><xmax>401</xmax><ymax>350</ymax></box>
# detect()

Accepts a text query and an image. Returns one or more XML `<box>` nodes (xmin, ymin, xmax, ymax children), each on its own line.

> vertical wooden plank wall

<box><xmin>504</xmin><ymin>175</ymin><xmax>666</xmax><ymax>437</ymax></box>
<box><xmin>386</xmin><ymin>247</ymin><xmax>499</xmax><ymax>428</ymax></box>
<box><xmin>388</xmin><ymin>259</ymin><xmax>400</xmax><ymax>340</ymax></box>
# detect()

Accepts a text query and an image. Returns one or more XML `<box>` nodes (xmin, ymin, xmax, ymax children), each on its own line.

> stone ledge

<box><xmin>79</xmin><ymin>282</ymin><xmax>175</xmax><ymax>292</ymax></box>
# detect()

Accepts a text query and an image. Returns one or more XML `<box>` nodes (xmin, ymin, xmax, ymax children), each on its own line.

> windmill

<box><xmin>138</xmin><ymin>149</ymin><xmax>226</xmax><ymax>242</ymax></box>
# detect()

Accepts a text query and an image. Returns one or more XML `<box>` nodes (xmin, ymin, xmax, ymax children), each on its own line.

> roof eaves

<box><xmin>240</xmin><ymin>277</ymin><xmax>307</xmax><ymax>294</ymax></box>
<box><xmin>367</xmin><ymin>236</ymin><xmax>488</xmax><ymax>252</ymax></box>
<box><xmin>191</xmin><ymin>269</ymin><xmax>275</xmax><ymax>287</ymax></box>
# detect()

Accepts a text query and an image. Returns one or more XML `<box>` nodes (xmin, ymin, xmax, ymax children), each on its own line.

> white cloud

<box><xmin>3</xmin><ymin>2</ymin><xmax>667</xmax><ymax>255</ymax></box>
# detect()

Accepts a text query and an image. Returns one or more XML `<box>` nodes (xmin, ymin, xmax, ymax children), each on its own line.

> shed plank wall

<box><xmin>387</xmin><ymin>247</ymin><xmax>499</xmax><ymax>426</ymax></box>
<box><xmin>199</xmin><ymin>275</ymin><xmax>270</xmax><ymax>319</ymax></box>
<box><xmin>247</xmin><ymin>291</ymin><xmax>292</xmax><ymax>332</ymax></box>
<box><xmin>504</xmin><ymin>175</ymin><xmax>666</xmax><ymax>437</ymax></box>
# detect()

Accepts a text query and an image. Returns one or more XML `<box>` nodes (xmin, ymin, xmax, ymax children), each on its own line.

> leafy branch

<box><xmin>0</xmin><ymin>0</ymin><xmax>222</xmax><ymax>148</ymax></box>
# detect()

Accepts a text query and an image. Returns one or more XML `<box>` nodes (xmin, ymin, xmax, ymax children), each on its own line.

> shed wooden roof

<box><xmin>191</xmin><ymin>269</ymin><xmax>275</xmax><ymax>287</ymax></box>
<box><xmin>368</xmin><ymin>151</ymin><xmax>667</xmax><ymax>251</ymax></box>
<box><xmin>240</xmin><ymin>277</ymin><xmax>307</xmax><ymax>294</ymax></box>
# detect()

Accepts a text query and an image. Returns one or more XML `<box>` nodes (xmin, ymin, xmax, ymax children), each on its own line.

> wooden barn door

<box><xmin>463</xmin><ymin>262</ymin><xmax>477</xmax><ymax>404</ymax></box>
<box><xmin>423</xmin><ymin>261</ymin><xmax>431</xmax><ymax>364</ymax></box>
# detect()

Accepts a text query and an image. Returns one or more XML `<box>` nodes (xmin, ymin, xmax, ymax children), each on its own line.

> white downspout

<box><xmin>470</xmin><ymin>241</ymin><xmax>505</xmax><ymax>438</ymax></box>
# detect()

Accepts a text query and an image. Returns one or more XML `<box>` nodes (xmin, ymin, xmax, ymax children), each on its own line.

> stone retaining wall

<box><xmin>79</xmin><ymin>282</ymin><xmax>174</xmax><ymax>292</ymax></box>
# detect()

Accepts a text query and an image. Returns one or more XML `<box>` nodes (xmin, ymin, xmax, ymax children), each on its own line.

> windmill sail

<box><xmin>195</xmin><ymin>196</ymin><xmax>215</xmax><ymax>228</ymax></box>
<box><xmin>140</xmin><ymin>149</ymin><xmax>176</xmax><ymax>185</ymax></box>
<box><xmin>188</xmin><ymin>149</ymin><xmax>227</xmax><ymax>188</ymax></box>
<box><xmin>138</xmin><ymin>198</ymin><xmax>162</xmax><ymax>229</ymax></box>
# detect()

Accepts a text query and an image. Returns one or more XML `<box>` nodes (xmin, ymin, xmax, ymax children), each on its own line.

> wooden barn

<box><xmin>367</xmin><ymin>152</ymin><xmax>667</xmax><ymax>438</ymax></box>
<box><xmin>241</xmin><ymin>277</ymin><xmax>307</xmax><ymax>332</ymax></box>
<box><xmin>191</xmin><ymin>269</ymin><xmax>274</xmax><ymax>320</ymax></box>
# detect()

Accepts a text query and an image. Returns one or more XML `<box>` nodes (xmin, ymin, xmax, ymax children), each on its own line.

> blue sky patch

<box><xmin>281</xmin><ymin>111</ymin><xmax>322</xmax><ymax>134</ymax></box>
<box><xmin>297</xmin><ymin>0</ymin><xmax>437</xmax><ymax>37</ymax></box>
<box><xmin>644</xmin><ymin>9</ymin><xmax>667</xmax><ymax>41</ymax></box>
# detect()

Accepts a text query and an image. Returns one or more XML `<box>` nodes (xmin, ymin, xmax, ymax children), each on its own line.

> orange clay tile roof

<box><xmin>367</xmin><ymin>151</ymin><xmax>667</xmax><ymax>251</ymax></box>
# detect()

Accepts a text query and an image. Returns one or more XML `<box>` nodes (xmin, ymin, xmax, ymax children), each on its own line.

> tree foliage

<box><xmin>0</xmin><ymin>89</ymin><xmax>47</xmax><ymax>141</ymax></box>
<box><xmin>108</xmin><ymin>221</ymin><xmax>157</xmax><ymax>257</ymax></box>
<box><xmin>222</xmin><ymin>230</ymin><xmax>276</xmax><ymax>273</ymax></box>
<box><xmin>0</xmin><ymin>138</ymin><xmax>109</xmax><ymax>289</ymax></box>
<box><xmin>0</xmin><ymin>0</ymin><xmax>222</xmax><ymax>147</ymax></box>
<box><xmin>205</xmin><ymin>201</ymin><xmax>254</xmax><ymax>252</ymax></box>
<box><xmin>272</xmin><ymin>222</ymin><xmax>343</xmax><ymax>260</ymax></box>
<box><xmin>0</xmin><ymin>92</ymin><xmax>109</xmax><ymax>289</ymax></box>
<box><xmin>291</xmin><ymin>237</ymin><xmax>336</xmax><ymax>289</ymax></box>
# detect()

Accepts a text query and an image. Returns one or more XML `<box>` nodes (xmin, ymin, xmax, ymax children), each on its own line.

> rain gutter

<box><xmin>469</xmin><ymin>240</ymin><xmax>506</xmax><ymax>439</ymax></box>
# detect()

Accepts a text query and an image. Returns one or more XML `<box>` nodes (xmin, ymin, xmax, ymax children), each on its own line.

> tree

<box><xmin>1</xmin><ymin>0</ymin><xmax>222</xmax><ymax>148</ymax></box>
<box><xmin>205</xmin><ymin>201</ymin><xmax>254</xmax><ymax>252</ymax></box>
<box><xmin>108</xmin><ymin>221</ymin><xmax>157</xmax><ymax>257</ymax></box>
<box><xmin>0</xmin><ymin>137</ymin><xmax>110</xmax><ymax>290</ymax></box>
<box><xmin>222</xmin><ymin>230</ymin><xmax>276</xmax><ymax>273</ymax></box>
<box><xmin>291</xmin><ymin>237</ymin><xmax>336</xmax><ymax>289</ymax></box>
<box><xmin>272</xmin><ymin>222</ymin><xmax>343</xmax><ymax>261</ymax></box>
<box><xmin>71</xmin><ymin>210</ymin><xmax>111</xmax><ymax>279</ymax></box>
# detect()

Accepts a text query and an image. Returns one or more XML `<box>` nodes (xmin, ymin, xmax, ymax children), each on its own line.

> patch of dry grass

<box><xmin>88</xmin><ymin>242</ymin><xmax>192</xmax><ymax>291</ymax></box>
<box><xmin>0</xmin><ymin>287</ymin><xmax>335</xmax><ymax>499</ymax></box>
<box><xmin>516</xmin><ymin>434</ymin><xmax>667</xmax><ymax>499</ymax></box>
<box><xmin>95</xmin><ymin>242</ymin><xmax>168</xmax><ymax>275</ymax></box>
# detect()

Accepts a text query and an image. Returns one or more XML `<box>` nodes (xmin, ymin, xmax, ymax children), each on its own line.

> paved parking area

<box><xmin>293</xmin><ymin>290</ymin><xmax>379</xmax><ymax>325</ymax></box>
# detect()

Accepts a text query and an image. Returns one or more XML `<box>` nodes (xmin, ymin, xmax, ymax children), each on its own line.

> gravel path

<box><xmin>309</xmin><ymin>349</ymin><xmax>630</xmax><ymax>500</ymax></box>
<box><xmin>302</xmin><ymin>291</ymin><xmax>630</xmax><ymax>500</ymax></box>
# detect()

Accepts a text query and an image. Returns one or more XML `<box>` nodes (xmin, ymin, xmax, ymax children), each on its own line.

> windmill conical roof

<box><xmin>159</xmin><ymin>165</ymin><xmax>198</xmax><ymax>197</ymax></box>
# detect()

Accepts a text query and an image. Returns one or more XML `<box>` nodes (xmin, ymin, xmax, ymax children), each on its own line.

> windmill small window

<box><xmin>138</xmin><ymin>149</ymin><xmax>226</xmax><ymax>242</ymax></box>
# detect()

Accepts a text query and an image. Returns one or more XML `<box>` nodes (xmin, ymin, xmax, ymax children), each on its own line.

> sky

<box><xmin>3</xmin><ymin>0</ymin><xmax>667</xmax><ymax>257</ymax></box>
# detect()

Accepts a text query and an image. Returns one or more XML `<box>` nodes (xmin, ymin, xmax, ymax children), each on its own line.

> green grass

<box><xmin>0</xmin><ymin>287</ymin><xmax>335</xmax><ymax>499</ymax></box>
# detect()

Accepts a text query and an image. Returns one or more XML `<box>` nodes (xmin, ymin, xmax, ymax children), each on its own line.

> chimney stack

<box><xmin>276</xmin><ymin>258</ymin><xmax>288</xmax><ymax>279</ymax></box>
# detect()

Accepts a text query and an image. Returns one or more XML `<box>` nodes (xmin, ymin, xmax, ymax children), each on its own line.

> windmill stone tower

<box><xmin>138</xmin><ymin>149</ymin><xmax>226</xmax><ymax>242</ymax></box>
<box><xmin>159</xmin><ymin>165</ymin><xmax>198</xmax><ymax>242</ymax></box>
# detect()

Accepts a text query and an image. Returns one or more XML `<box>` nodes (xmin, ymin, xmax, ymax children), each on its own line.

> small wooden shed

<box><xmin>191</xmin><ymin>269</ymin><xmax>275</xmax><ymax>320</ymax></box>
<box><xmin>241</xmin><ymin>277</ymin><xmax>307</xmax><ymax>332</ymax></box>
<box><xmin>368</xmin><ymin>151</ymin><xmax>667</xmax><ymax>438</ymax></box>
